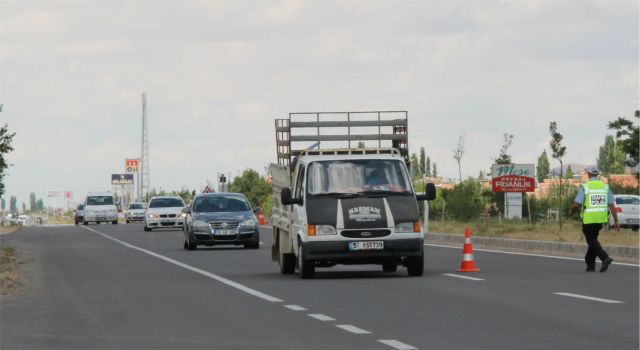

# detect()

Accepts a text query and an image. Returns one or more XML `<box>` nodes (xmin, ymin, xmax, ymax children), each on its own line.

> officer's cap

<box><xmin>585</xmin><ymin>165</ymin><xmax>601</xmax><ymax>175</ymax></box>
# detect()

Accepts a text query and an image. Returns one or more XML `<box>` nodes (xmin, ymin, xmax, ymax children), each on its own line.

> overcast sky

<box><xmin>1</xmin><ymin>0</ymin><xmax>638</xmax><ymax>209</ymax></box>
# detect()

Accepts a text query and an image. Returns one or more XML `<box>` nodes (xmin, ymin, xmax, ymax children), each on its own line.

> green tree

<box><xmin>608</xmin><ymin>110</ymin><xmax>639</xmax><ymax>167</ymax></box>
<box><xmin>495</xmin><ymin>133</ymin><xmax>514</xmax><ymax>164</ymax></box>
<box><xmin>565</xmin><ymin>165</ymin><xmax>574</xmax><ymax>179</ymax></box>
<box><xmin>598</xmin><ymin>135</ymin><xmax>626</xmax><ymax>175</ymax></box>
<box><xmin>410</xmin><ymin>153</ymin><xmax>420</xmax><ymax>180</ymax></box>
<box><xmin>549</xmin><ymin>121</ymin><xmax>567</xmax><ymax>229</ymax></box>
<box><xmin>29</xmin><ymin>192</ymin><xmax>37</xmax><ymax>212</ymax></box>
<box><xmin>1</xmin><ymin>197</ymin><xmax>5</xmax><ymax>211</ymax></box>
<box><xmin>0</xmin><ymin>123</ymin><xmax>16</xmax><ymax>197</ymax></box>
<box><xmin>10</xmin><ymin>196</ymin><xmax>17</xmax><ymax>212</ymax></box>
<box><xmin>445</xmin><ymin>179</ymin><xmax>485</xmax><ymax>221</ymax></box>
<box><xmin>425</xmin><ymin>157</ymin><xmax>431</xmax><ymax>177</ymax></box>
<box><xmin>419</xmin><ymin>147</ymin><xmax>426</xmax><ymax>176</ymax></box>
<box><xmin>37</xmin><ymin>199</ymin><xmax>44</xmax><ymax>211</ymax></box>
<box><xmin>537</xmin><ymin>150</ymin><xmax>550</xmax><ymax>182</ymax></box>
<box><xmin>229</xmin><ymin>169</ymin><xmax>270</xmax><ymax>208</ymax></box>
<box><xmin>432</xmin><ymin>162</ymin><xmax>438</xmax><ymax>178</ymax></box>
<box><xmin>169</xmin><ymin>187</ymin><xmax>195</xmax><ymax>204</ymax></box>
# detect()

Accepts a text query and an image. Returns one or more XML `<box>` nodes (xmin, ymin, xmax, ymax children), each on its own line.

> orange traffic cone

<box><xmin>457</xmin><ymin>227</ymin><xmax>480</xmax><ymax>272</ymax></box>
<box><xmin>257</xmin><ymin>208</ymin><xmax>266</xmax><ymax>225</ymax></box>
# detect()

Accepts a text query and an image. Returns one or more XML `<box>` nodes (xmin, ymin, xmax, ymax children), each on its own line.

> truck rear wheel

<box><xmin>406</xmin><ymin>254</ymin><xmax>424</xmax><ymax>277</ymax></box>
<box><xmin>279</xmin><ymin>252</ymin><xmax>295</xmax><ymax>274</ymax></box>
<box><xmin>297</xmin><ymin>243</ymin><xmax>315</xmax><ymax>279</ymax></box>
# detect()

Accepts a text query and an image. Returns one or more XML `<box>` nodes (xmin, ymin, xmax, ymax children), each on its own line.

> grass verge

<box><xmin>429</xmin><ymin>219</ymin><xmax>639</xmax><ymax>247</ymax></box>
<box><xmin>0</xmin><ymin>245</ymin><xmax>21</xmax><ymax>295</ymax></box>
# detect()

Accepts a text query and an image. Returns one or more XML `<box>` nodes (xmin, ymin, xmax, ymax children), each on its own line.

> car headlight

<box><xmin>239</xmin><ymin>218</ymin><xmax>257</xmax><ymax>228</ymax></box>
<box><xmin>395</xmin><ymin>221</ymin><xmax>420</xmax><ymax>233</ymax></box>
<box><xmin>314</xmin><ymin>224</ymin><xmax>336</xmax><ymax>236</ymax></box>
<box><xmin>192</xmin><ymin>220</ymin><xmax>211</xmax><ymax>232</ymax></box>
<box><xmin>180</xmin><ymin>213</ymin><xmax>187</xmax><ymax>218</ymax></box>
<box><xmin>148</xmin><ymin>213</ymin><xmax>157</xmax><ymax>219</ymax></box>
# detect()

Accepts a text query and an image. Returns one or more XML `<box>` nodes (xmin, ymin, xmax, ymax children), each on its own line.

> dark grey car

<box><xmin>182</xmin><ymin>193</ymin><xmax>260</xmax><ymax>250</ymax></box>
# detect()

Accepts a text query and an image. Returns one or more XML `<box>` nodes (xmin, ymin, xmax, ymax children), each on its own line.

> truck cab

<box><xmin>270</xmin><ymin>111</ymin><xmax>436</xmax><ymax>278</ymax></box>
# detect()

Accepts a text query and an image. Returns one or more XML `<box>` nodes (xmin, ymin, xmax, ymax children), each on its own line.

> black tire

<box><xmin>382</xmin><ymin>261</ymin><xmax>398</xmax><ymax>272</ymax></box>
<box><xmin>112</xmin><ymin>220</ymin><xmax>118</xmax><ymax>225</ymax></box>
<box><xmin>406</xmin><ymin>254</ymin><xmax>424</xmax><ymax>277</ymax></box>
<box><xmin>82</xmin><ymin>219</ymin><xmax>88</xmax><ymax>226</ymax></box>
<box><xmin>297</xmin><ymin>243</ymin><xmax>315</xmax><ymax>279</ymax></box>
<box><xmin>244</xmin><ymin>234</ymin><xmax>260</xmax><ymax>249</ymax></box>
<box><xmin>144</xmin><ymin>222</ymin><xmax>151</xmax><ymax>232</ymax></box>
<box><xmin>280</xmin><ymin>252</ymin><xmax>296</xmax><ymax>274</ymax></box>
<box><xmin>188</xmin><ymin>240</ymin><xmax>197</xmax><ymax>250</ymax></box>
<box><xmin>126</xmin><ymin>219</ymin><xmax>130</xmax><ymax>224</ymax></box>
<box><xmin>74</xmin><ymin>219</ymin><xmax>78</xmax><ymax>225</ymax></box>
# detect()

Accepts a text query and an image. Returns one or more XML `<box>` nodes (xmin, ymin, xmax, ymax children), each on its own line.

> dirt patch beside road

<box><xmin>0</xmin><ymin>246</ymin><xmax>22</xmax><ymax>295</ymax></box>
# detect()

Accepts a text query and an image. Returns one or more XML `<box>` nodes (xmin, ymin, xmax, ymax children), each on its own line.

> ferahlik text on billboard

<box><xmin>491</xmin><ymin>164</ymin><xmax>535</xmax><ymax>193</ymax></box>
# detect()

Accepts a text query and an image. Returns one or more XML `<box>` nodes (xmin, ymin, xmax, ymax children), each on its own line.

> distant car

<box><xmin>182</xmin><ymin>192</ymin><xmax>259</xmax><ymax>250</ymax></box>
<box><xmin>609</xmin><ymin>194</ymin><xmax>639</xmax><ymax>231</ymax></box>
<box><xmin>83</xmin><ymin>192</ymin><xmax>118</xmax><ymax>225</ymax></box>
<box><xmin>17</xmin><ymin>215</ymin><xmax>29</xmax><ymax>225</ymax></box>
<box><xmin>144</xmin><ymin>196</ymin><xmax>186</xmax><ymax>231</ymax></box>
<box><xmin>74</xmin><ymin>204</ymin><xmax>85</xmax><ymax>225</ymax></box>
<box><xmin>125</xmin><ymin>202</ymin><xmax>146</xmax><ymax>223</ymax></box>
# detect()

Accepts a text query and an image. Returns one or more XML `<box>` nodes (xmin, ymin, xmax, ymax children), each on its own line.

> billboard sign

<box><xmin>47</xmin><ymin>191</ymin><xmax>60</xmax><ymax>198</ymax></box>
<box><xmin>125</xmin><ymin>159</ymin><xmax>140</xmax><ymax>173</ymax></box>
<box><xmin>111</xmin><ymin>174</ymin><xmax>134</xmax><ymax>185</ymax></box>
<box><xmin>492</xmin><ymin>164</ymin><xmax>535</xmax><ymax>193</ymax></box>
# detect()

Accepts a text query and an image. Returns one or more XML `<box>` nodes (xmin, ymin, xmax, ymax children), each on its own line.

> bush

<box><xmin>445</xmin><ymin>179</ymin><xmax>485</xmax><ymax>221</ymax></box>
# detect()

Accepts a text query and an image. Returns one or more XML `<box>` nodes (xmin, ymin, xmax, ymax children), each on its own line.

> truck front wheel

<box><xmin>406</xmin><ymin>254</ymin><xmax>424</xmax><ymax>277</ymax></box>
<box><xmin>297</xmin><ymin>243</ymin><xmax>315</xmax><ymax>279</ymax></box>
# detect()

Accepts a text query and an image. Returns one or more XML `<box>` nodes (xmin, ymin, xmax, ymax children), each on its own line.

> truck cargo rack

<box><xmin>275</xmin><ymin>111</ymin><xmax>408</xmax><ymax>166</ymax></box>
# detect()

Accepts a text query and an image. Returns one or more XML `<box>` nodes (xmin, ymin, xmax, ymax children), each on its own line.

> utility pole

<box><xmin>139</xmin><ymin>93</ymin><xmax>150</xmax><ymax>202</ymax></box>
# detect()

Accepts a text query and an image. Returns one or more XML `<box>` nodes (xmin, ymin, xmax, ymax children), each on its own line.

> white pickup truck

<box><xmin>270</xmin><ymin>111</ymin><xmax>436</xmax><ymax>278</ymax></box>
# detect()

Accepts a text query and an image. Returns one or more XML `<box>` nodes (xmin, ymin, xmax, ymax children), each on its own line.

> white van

<box><xmin>83</xmin><ymin>191</ymin><xmax>118</xmax><ymax>225</ymax></box>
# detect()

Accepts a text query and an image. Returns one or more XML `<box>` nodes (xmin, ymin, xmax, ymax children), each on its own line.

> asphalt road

<box><xmin>1</xmin><ymin>224</ymin><xmax>638</xmax><ymax>350</ymax></box>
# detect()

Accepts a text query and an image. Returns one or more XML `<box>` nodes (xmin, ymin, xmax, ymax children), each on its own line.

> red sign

<box><xmin>64</xmin><ymin>191</ymin><xmax>73</xmax><ymax>200</ymax></box>
<box><xmin>492</xmin><ymin>175</ymin><xmax>535</xmax><ymax>192</ymax></box>
<box><xmin>125</xmin><ymin>159</ymin><xmax>140</xmax><ymax>173</ymax></box>
<box><xmin>202</xmin><ymin>185</ymin><xmax>213</xmax><ymax>193</ymax></box>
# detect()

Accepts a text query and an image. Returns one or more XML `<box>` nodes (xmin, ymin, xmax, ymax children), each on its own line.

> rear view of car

<box><xmin>144</xmin><ymin>196</ymin><xmax>186</xmax><ymax>231</ymax></box>
<box><xmin>83</xmin><ymin>192</ymin><xmax>118</xmax><ymax>225</ymax></box>
<box><xmin>74</xmin><ymin>204</ymin><xmax>85</xmax><ymax>225</ymax></box>
<box><xmin>125</xmin><ymin>203</ymin><xmax>146</xmax><ymax>223</ymax></box>
<box><xmin>610</xmin><ymin>194</ymin><xmax>640</xmax><ymax>231</ymax></box>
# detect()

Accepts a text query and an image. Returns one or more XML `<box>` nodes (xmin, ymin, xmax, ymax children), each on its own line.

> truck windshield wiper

<box><xmin>358</xmin><ymin>190</ymin><xmax>412</xmax><ymax>197</ymax></box>
<box><xmin>311</xmin><ymin>192</ymin><xmax>363</xmax><ymax>198</ymax></box>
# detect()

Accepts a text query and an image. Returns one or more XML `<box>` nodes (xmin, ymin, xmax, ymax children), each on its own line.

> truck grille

<box><xmin>341</xmin><ymin>229</ymin><xmax>390</xmax><ymax>239</ymax></box>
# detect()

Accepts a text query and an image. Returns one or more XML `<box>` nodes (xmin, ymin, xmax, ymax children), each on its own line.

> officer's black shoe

<box><xmin>600</xmin><ymin>257</ymin><xmax>613</xmax><ymax>272</ymax></box>
<box><xmin>586</xmin><ymin>267</ymin><xmax>595</xmax><ymax>272</ymax></box>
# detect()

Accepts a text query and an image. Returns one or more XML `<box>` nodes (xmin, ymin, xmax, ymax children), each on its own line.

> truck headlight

<box><xmin>315</xmin><ymin>225</ymin><xmax>336</xmax><ymax>236</ymax></box>
<box><xmin>193</xmin><ymin>220</ymin><xmax>211</xmax><ymax>232</ymax></box>
<box><xmin>395</xmin><ymin>222</ymin><xmax>420</xmax><ymax>233</ymax></box>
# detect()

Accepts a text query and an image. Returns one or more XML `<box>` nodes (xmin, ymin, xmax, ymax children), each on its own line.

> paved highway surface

<box><xmin>1</xmin><ymin>224</ymin><xmax>638</xmax><ymax>349</ymax></box>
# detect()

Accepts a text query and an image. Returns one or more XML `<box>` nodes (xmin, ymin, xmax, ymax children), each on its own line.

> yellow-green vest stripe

<box><xmin>581</xmin><ymin>180</ymin><xmax>609</xmax><ymax>224</ymax></box>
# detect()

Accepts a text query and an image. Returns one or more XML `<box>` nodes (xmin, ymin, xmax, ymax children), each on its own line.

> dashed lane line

<box><xmin>554</xmin><ymin>292</ymin><xmax>623</xmax><ymax>304</ymax></box>
<box><xmin>284</xmin><ymin>305</ymin><xmax>307</xmax><ymax>311</ymax></box>
<box><xmin>378</xmin><ymin>340</ymin><xmax>418</xmax><ymax>350</ymax></box>
<box><xmin>442</xmin><ymin>273</ymin><xmax>484</xmax><ymax>281</ymax></box>
<box><xmin>336</xmin><ymin>325</ymin><xmax>371</xmax><ymax>334</ymax></box>
<box><xmin>308</xmin><ymin>314</ymin><xmax>336</xmax><ymax>321</ymax></box>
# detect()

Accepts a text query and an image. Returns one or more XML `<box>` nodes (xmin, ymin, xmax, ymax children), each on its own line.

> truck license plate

<box><xmin>349</xmin><ymin>241</ymin><xmax>384</xmax><ymax>251</ymax></box>
<box><xmin>215</xmin><ymin>229</ymin><xmax>236</xmax><ymax>235</ymax></box>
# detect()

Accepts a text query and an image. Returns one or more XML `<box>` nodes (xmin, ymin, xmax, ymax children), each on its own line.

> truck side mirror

<box><xmin>281</xmin><ymin>187</ymin><xmax>303</xmax><ymax>205</ymax></box>
<box><xmin>416</xmin><ymin>183</ymin><xmax>437</xmax><ymax>201</ymax></box>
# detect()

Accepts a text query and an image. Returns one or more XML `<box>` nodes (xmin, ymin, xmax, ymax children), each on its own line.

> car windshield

<box><xmin>307</xmin><ymin>159</ymin><xmax>411</xmax><ymax>196</ymax></box>
<box><xmin>149</xmin><ymin>198</ymin><xmax>185</xmax><ymax>208</ymax></box>
<box><xmin>193</xmin><ymin>196</ymin><xmax>251</xmax><ymax>212</ymax></box>
<box><xmin>77</xmin><ymin>205</ymin><xmax>84</xmax><ymax>210</ymax></box>
<box><xmin>616</xmin><ymin>196</ymin><xmax>640</xmax><ymax>205</ymax></box>
<box><xmin>128</xmin><ymin>204</ymin><xmax>145</xmax><ymax>209</ymax></box>
<box><xmin>86</xmin><ymin>196</ymin><xmax>114</xmax><ymax>205</ymax></box>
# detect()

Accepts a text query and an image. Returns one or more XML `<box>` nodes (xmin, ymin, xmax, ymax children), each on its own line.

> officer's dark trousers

<box><xmin>582</xmin><ymin>223</ymin><xmax>609</xmax><ymax>268</ymax></box>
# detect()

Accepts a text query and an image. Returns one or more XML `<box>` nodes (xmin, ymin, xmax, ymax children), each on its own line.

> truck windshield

<box><xmin>307</xmin><ymin>159</ymin><xmax>411</xmax><ymax>196</ymax></box>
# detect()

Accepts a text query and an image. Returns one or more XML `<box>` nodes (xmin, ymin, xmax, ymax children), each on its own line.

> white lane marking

<box><xmin>284</xmin><ymin>304</ymin><xmax>307</xmax><ymax>311</ymax></box>
<box><xmin>81</xmin><ymin>226</ymin><xmax>283</xmax><ymax>303</ymax></box>
<box><xmin>378</xmin><ymin>339</ymin><xmax>418</xmax><ymax>350</ymax></box>
<box><xmin>308</xmin><ymin>314</ymin><xmax>336</xmax><ymax>321</ymax></box>
<box><xmin>336</xmin><ymin>325</ymin><xmax>371</xmax><ymax>334</ymax></box>
<box><xmin>259</xmin><ymin>241</ymin><xmax>264</xmax><ymax>245</ymax></box>
<box><xmin>442</xmin><ymin>273</ymin><xmax>485</xmax><ymax>281</ymax></box>
<box><xmin>554</xmin><ymin>292</ymin><xmax>623</xmax><ymax>304</ymax></box>
<box><xmin>425</xmin><ymin>243</ymin><xmax>639</xmax><ymax>267</ymax></box>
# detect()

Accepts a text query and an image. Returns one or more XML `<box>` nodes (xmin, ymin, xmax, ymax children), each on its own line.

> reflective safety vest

<box><xmin>581</xmin><ymin>180</ymin><xmax>609</xmax><ymax>224</ymax></box>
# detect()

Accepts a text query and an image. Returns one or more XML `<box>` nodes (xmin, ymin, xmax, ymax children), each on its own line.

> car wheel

<box><xmin>406</xmin><ymin>254</ymin><xmax>424</xmax><ymax>277</ymax></box>
<box><xmin>82</xmin><ymin>219</ymin><xmax>88</xmax><ymax>225</ymax></box>
<box><xmin>112</xmin><ymin>220</ymin><xmax>118</xmax><ymax>225</ymax></box>
<box><xmin>187</xmin><ymin>239</ymin><xmax>197</xmax><ymax>251</ymax></box>
<box><xmin>382</xmin><ymin>261</ymin><xmax>398</xmax><ymax>272</ymax></box>
<box><xmin>183</xmin><ymin>240</ymin><xmax>189</xmax><ymax>250</ymax></box>
<box><xmin>244</xmin><ymin>234</ymin><xmax>260</xmax><ymax>249</ymax></box>
<box><xmin>144</xmin><ymin>222</ymin><xmax>151</xmax><ymax>231</ymax></box>
<box><xmin>126</xmin><ymin>219</ymin><xmax>130</xmax><ymax>224</ymax></box>
<box><xmin>297</xmin><ymin>242</ymin><xmax>315</xmax><ymax>279</ymax></box>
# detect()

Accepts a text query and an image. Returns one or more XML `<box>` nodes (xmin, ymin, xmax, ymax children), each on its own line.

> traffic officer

<box><xmin>570</xmin><ymin>165</ymin><xmax>619</xmax><ymax>272</ymax></box>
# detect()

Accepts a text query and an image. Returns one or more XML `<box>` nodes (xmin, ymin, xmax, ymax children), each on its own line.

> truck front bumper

<box><xmin>302</xmin><ymin>238</ymin><xmax>423</xmax><ymax>263</ymax></box>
